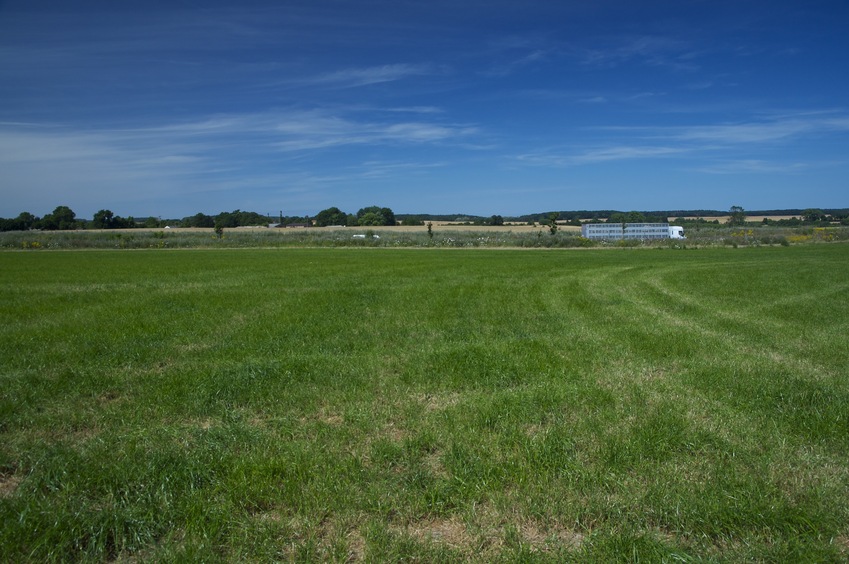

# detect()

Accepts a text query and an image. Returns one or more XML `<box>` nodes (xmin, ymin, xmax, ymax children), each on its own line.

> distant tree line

<box><xmin>0</xmin><ymin>206</ymin><xmax>138</xmax><ymax>231</ymax></box>
<box><xmin>183</xmin><ymin>210</ymin><xmax>270</xmax><ymax>229</ymax></box>
<box><xmin>312</xmin><ymin>206</ymin><xmax>397</xmax><ymax>227</ymax></box>
<box><xmin>671</xmin><ymin>207</ymin><xmax>849</xmax><ymax>227</ymax></box>
<box><xmin>0</xmin><ymin>207</ymin><xmax>288</xmax><ymax>232</ymax></box>
<box><xmin>582</xmin><ymin>211</ymin><xmax>668</xmax><ymax>225</ymax></box>
<box><xmin>3</xmin><ymin>205</ymin><xmax>848</xmax><ymax>232</ymax></box>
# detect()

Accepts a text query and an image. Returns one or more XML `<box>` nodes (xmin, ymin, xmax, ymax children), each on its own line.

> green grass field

<box><xmin>1</xmin><ymin>245</ymin><xmax>848</xmax><ymax>561</ymax></box>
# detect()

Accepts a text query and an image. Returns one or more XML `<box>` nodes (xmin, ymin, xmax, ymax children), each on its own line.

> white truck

<box><xmin>581</xmin><ymin>223</ymin><xmax>685</xmax><ymax>240</ymax></box>
<box><xmin>669</xmin><ymin>226</ymin><xmax>686</xmax><ymax>239</ymax></box>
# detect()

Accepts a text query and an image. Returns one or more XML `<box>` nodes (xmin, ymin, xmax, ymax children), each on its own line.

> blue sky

<box><xmin>1</xmin><ymin>0</ymin><xmax>848</xmax><ymax>219</ymax></box>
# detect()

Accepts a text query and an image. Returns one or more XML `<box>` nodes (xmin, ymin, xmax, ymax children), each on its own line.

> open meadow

<box><xmin>1</xmin><ymin>245</ymin><xmax>848</xmax><ymax>561</ymax></box>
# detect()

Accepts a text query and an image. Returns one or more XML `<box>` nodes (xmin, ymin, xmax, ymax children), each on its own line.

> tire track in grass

<box><xmin>624</xmin><ymin>272</ymin><xmax>841</xmax><ymax>382</ymax></box>
<box><xmin>548</xmin><ymin>269</ymin><xmax>849</xmax><ymax>556</ymax></box>
<box><xmin>615</xmin><ymin>268</ymin><xmax>849</xmax><ymax>448</ymax></box>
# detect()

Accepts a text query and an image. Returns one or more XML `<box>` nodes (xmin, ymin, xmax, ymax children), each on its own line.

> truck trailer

<box><xmin>581</xmin><ymin>223</ymin><xmax>685</xmax><ymax>240</ymax></box>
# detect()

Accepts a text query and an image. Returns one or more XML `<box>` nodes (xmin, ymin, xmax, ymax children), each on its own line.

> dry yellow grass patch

<box><xmin>422</xmin><ymin>450</ymin><xmax>448</xmax><ymax>478</ymax></box>
<box><xmin>299</xmin><ymin>405</ymin><xmax>344</xmax><ymax>427</ymax></box>
<box><xmin>321</xmin><ymin>413</ymin><xmax>345</xmax><ymax>426</ymax></box>
<box><xmin>399</xmin><ymin>516</ymin><xmax>476</xmax><ymax>549</ymax></box>
<box><xmin>377</xmin><ymin>421</ymin><xmax>407</xmax><ymax>443</ymax></box>
<box><xmin>345</xmin><ymin>529</ymin><xmax>366</xmax><ymax>562</ymax></box>
<box><xmin>177</xmin><ymin>342</ymin><xmax>212</xmax><ymax>354</ymax></box>
<box><xmin>250</xmin><ymin>512</ymin><xmax>365</xmax><ymax>561</ymax></box>
<box><xmin>196</xmin><ymin>418</ymin><xmax>215</xmax><ymax>430</ymax></box>
<box><xmin>393</xmin><ymin>502</ymin><xmax>587</xmax><ymax>558</ymax></box>
<box><xmin>516</xmin><ymin>520</ymin><xmax>585</xmax><ymax>551</ymax></box>
<box><xmin>474</xmin><ymin>502</ymin><xmax>586</xmax><ymax>553</ymax></box>
<box><xmin>0</xmin><ymin>473</ymin><xmax>21</xmax><ymax>498</ymax></box>
<box><xmin>414</xmin><ymin>391</ymin><xmax>462</xmax><ymax>412</ymax></box>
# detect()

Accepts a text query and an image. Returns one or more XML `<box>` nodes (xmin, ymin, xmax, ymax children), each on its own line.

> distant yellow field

<box><xmin>676</xmin><ymin>215</ymin><xmax>799</xmax><ymax>223</ymax></box>
<box><xmin>337</xmin><ymin>223</ymin><xmax>583</xmax><ymax>234</ymax></box>
<box><xmin>119</xmin><ymin>224</ymin><xmax>583</xmax><ymax>234</ymax></box>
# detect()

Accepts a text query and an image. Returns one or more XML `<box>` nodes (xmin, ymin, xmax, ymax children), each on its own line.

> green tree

<box><xmin>208</xmin><ymin>209</ymin><xmax>268</xmax><ymax>228</ymax></box>
<box><xmin>802</xmin><ymin>208</ymin><xmax>825</xmax><ymax>223</ymax></box>
<box><xmin>1</xmin><ymin>212</ymin><xmax>37</xmax><ymax>231</ymax></box>
<box><xmin>314</xmin><ymin>207</ymin><xmax>348</xmax><ymax>227</ymax></box>
<box><xmin>185</xmin><ymin>213</ymin><xmax>214</xmax><ymax>228</ymax></box>
<box><xmin>401</xmin><ymin>216</ymin><xmax>424</xmax><ymax>226</ymax></box>
<box><xmin>91</xmin><ymin>209</ymin><xmax>115</xmax><ymax>229</ymax></box>
<box><xmin>18</xmin><ymin>211</ymin><xmax>37</xmax><ymax>230</ymax></box>
<box><xmin>39</xmin><ymin>206</ymin><xmax>78</xmax><ymax>230</ymax></box>
<box><xmin>54</xmin><ymin>206</ymin><xmax>76</xmax><ymax>228</ymax></box>
<box><xmin>214</xmin><ymin>211</ymin><xmax>237</xmax><ymax>228</ymax></box>
<box><xmin>728</xmin><ymin>205</ymin><xmax>746</xmax><ymax>226</ymax></box>
<box><xmin>548</xmin><ymin>212</ymin><xmax>559</xmax><ymax>235</ymax></box>
<box><xmin>358</xmin><ymin>212</ymin><xmax>385</xmax><ymax>226</ymax></box>
<box><xmin>380</xmin><ymin>207</ymin><xmax>396</xmax><ymax>226</ymax></box>
<box><xmin>489</xmin><ymin>215</ymin><xmax>504</xmax><ymax>226</ymax></box>
<box><xmin>232</xmin><ymin>210</ymin><xmax>269</xmax><ymax>226</ymax></box>
<box><xmin>356</xmin><ymin>206</ymin><xmax>396</xmax><ymax>226</ymax></box>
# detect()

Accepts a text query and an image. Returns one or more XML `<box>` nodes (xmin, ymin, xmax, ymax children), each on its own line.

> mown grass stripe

<box><xmin>1</xmin><ymin>245</ymin><xmax>848</xmax><ymax>561</ymax></box>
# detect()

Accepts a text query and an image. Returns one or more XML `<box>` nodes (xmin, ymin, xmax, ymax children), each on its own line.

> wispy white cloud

<box><xmin>0</xmin><ymin>125</ymin><xmax>216</xmax><ymax>180</ymax></box>
<box><xmin>515</xmin><ymin>111</ymin><xmax>849</xmax><ymax>169</ymax></box>
<box><xmin>268</xmin><ymin>111</ymin><xmax>478</xmax><ymax>151</ymax></box>
<box><xmin>383</xmin><ymin>106</ymin><xmax>445</xmax><ymax>114</ymax></box>
<box><xmin>578</xmin><ymin>35</ymin><xmax>699</xmax><ymax>71</ymax></box>
<box><xmin>481</xmin><ymin>49</ymin><xmax>549</xmax><ymax>77</ymax></box>
<box><xmin>356</xmin><ymin>160</ymin><xmax>446</xmax><ymax>179</ymax></box>
<box><xmin>571</xmin><ymin>146</ymin><xmax>686</xmax><ymax>164</ymax></box>
<box><xmin>672</xmin><ymin>113</ymin><xmax>849</xmax><ymax>144</ymax></box>
<box><xmin>53</xmin><ymin>108</ymin><xmax>479</xmax><ymax>153</ymax></box>
<box><xmin>691</xmin><ymin>159</ymin><xmax>809</xmax><ymax>174</ymax></box>
<box><xmin>302</xmin><ymin>63</ymin><xmax>435</xmax><ymax>88</ymax></box>
<box><xmin>578</xmin><ymin>96</ymin><xmax>608</xmax><ymax>104</ymax></box>
<box><xmin>625</xmin><ymin>91</ymin><xmax>661</xmax><ymax>101</ymax></box>
<box><xmin>383</xmin><ymin>122</ymin><xmax>476</xmax><ymax>142</ymax></box>
<box><xmin>0</xmin><ymin>107</ymin><xmax>481</xmax><ymax>215</ymax></box>
<box><xmin>517</xmin><ymin>145</ymin><xmax>685</xmax><ymax>166</ymax></box>
<box><xmin>676</xmin><ymin>120</ymin><xmax>814</xmax><ymax>144</ymax></box>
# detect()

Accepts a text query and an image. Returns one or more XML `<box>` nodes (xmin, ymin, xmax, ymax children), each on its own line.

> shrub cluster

<box><xmin>2</xmin><ymin>225</ymin><xmax>846</xmax><ymax>250</ymax></box>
